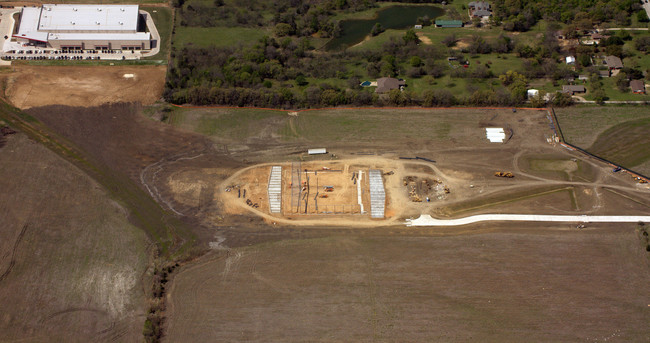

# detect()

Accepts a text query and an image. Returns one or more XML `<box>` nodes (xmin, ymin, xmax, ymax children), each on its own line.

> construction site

<box><xmin>219</xmin><ymin>157</ymin><xmax>460</xmax><ymax>226</ymax></box>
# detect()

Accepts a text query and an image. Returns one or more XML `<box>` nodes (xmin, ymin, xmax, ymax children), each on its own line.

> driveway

<box><xmin>406</xmin><ymin>214</ymin><xmax>650</xmax><ymax>226</ymax></box>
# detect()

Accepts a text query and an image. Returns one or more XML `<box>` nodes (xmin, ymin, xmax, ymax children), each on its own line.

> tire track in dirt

<box><xmin>0</xmin><ymin>224</ymin><xmax>28</xmax><ymax>283</ymax></box>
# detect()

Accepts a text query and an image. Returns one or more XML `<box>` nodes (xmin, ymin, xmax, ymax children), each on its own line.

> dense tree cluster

<box><xmin>167</xmin><ymin>0</ymin><xmax>650</xmax><ymax>108</ymax></box>
<box><xmin>492</xmin><ymin>0</ymin><xmax>642</xmax><ymax>31</ymax></box>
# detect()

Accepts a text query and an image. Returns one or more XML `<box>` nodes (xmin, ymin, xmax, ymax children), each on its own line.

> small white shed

<box><xmin>527</xmin><ymin>89</ymin><xmax>539</xmax><ymax>98</ymax></box>
<box><xmin>565</xmin><ymin>56</ymin><xmax>576</xmax><ymax>65</ymax></box>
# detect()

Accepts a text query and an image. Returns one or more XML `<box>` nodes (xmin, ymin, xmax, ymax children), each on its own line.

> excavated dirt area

<box><xmin>4</xmin><ymin>65</ymin><xmax>166</xmax><ymax>109</ymax></box>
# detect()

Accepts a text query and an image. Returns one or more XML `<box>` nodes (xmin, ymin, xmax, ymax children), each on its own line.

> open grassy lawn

<box><xmin>157</xmin><ymin>107</ymin><xmax>545</xmax><ymax>147</ymax></box>
<box><xmin>142</xmin><ymin>6</ymin><xmax>173</xmax><ymax>60</ymax></box>
<box><xmin>173</xmin><ymin>27</ymin><xmax>270</xmax><ymax>48</ymax></box>
<box><xmin>587</xmin><ymin>116</ymin><xmax>650</xmax><ymax>171</ymax></box>
<box><xmin>582</xmin><ymin>77</ymin><xmax>650</xmax><ymax>102</ymax></box>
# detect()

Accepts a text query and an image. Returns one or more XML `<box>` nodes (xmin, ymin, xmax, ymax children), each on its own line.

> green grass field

<box><xmin>587</xmin><ymin>117</ymin><xmax>650</xmax><ymax>169</ymax></box>
<box><xmin>143</xmin><ymin>6</ymin><xmax>173</xmax><ymax>60</ymax></box>
<box><xmin>173</xmin><ymin>26</ymin><xmax>270</xmax><ymax>48</ymax></box>
<box><xmin>554</xmin><ymin>106</ymin><xmax>650</xmax><ymax>175</ymax></box>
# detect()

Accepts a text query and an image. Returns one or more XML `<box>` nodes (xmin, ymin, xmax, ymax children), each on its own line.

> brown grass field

<box><xmin>166</xmin><ymin>231</ymin><xmax>650</xmax><ymax>342</ymax></box>
<box><xmin>1</xmin><ymin>86</ymin><xmax>649</xmax><ymax>342</ymax></box>
<box><xmin>0</xmin><ymin>134</ymin><xmax>149</xmax><ymax>342</ymax></box>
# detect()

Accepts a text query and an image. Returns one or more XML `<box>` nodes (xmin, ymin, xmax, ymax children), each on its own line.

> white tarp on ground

<box><xmin>369</xmin><ymin>169</ymin><xmax>385</xmax><ymax>219</ymax></box>
<box><xmin>308</xmin><ymin>148</ymin><xmax>327</xmax><ymax>155</ymax></box>
<box><xmin>406</xmin><ymin>214</ymin><xmax>650</xmax><ymax>226</ymax></box>
<box><xmin>268</xmin><ymin>166</ymin><xmax>282</xmax><ymax>213</ymax></box>
<box><xmin>486</xmin><ymin>128</ymin><xmax>505</xmax><ymax>143</ymax></box>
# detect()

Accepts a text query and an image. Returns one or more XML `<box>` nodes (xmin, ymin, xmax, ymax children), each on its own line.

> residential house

<box><xmin>375</xmin><ymin>77</ymin><xmax>406</xmax><ymax>93</ymax></box>
<box><xmin>468</xmin><ymin>1</ymin><xmax>492</xmax><ymax>18</ymax></box>
<box><xmin>591</xmin><ymin>33</ymin><xmax>604</xmax><ymax>41</ymax></box>
<box><xmin>435</xmin><ymin>20</ymin><xmax>463</xmax><ymax>28</ymax></box>
<box><xmin>598</xmin><ymin>70</ymin><xmax>611</xmax><ymax>78</ymax></box>
<box><xmin>562</xmin><ymin>85</ymin><xmax>586</xmax><ymax>95</ymax></box>
<box><xmin>604</xmin><ymin>55</ymin><xmax>623</xmax><ymax>70</ymax></box>
<box><xmin>630</xmin><ymin>80</ymin><xmax>646</xmax><ymax>94</ymax></box>
<box><xmin>565</xmin><ymin>56</ymin><xmax>576</xmax><ymax>65</ymax></box>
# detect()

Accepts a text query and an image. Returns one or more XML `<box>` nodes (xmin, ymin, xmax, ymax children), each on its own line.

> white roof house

<box><xmin>565</xmin><ymin>56</ymin><xmax>576</xmax><ymax>65</ymax></box>
<box><xmin>527</xmin><ymin>89</ymin><xmax>539</xmax><ymax>98</ymax></box>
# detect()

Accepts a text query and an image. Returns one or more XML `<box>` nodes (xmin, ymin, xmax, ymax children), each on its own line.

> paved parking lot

<box><xmin>2</xmin><ymin>49</ymin><xmax>143</xmax><ymax>61</ymax></box>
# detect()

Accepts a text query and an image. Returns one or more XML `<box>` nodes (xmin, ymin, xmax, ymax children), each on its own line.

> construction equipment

<box><xmin>384</xmin><ymin>171</ymin><xmax>394</xmax><ymax>176</ymax></box>
<box><xmin>319</xmin><ymin>194</ymin><xmax>328</xmax><ymax>198</ymax></box>
<box><xmin>324</xmin><ymin>186</ymin><xmax>334</xmax><ymax>192</ymax></box>
<box><xmin>494</xmin><ymin>171</ymin><xmax>515</xmax><ymax>178</ymax></box>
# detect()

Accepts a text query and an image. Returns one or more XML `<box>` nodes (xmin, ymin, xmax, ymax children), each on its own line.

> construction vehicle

<box><xmin>324</xmin><ymin>186</ymin><xmax>334</xmax><ymax>192</ymax></box>
<box><xmin>612</xmin><ymin>167</ymin><xmax>622</xmax><ymax>173</ymax></box>
<box><xmin>384</xmin><ymin>171</ymin><xmax>394</xmax><ymax>176</ymax></box>
<box><xmin>494</xmin><ymin>171</ymin><xmax>515</xmax><ymax>178</ymax></box>
<box><xmin>319</xmin><ymin>194</ymin><xmax>328</xmax><ymax>198</ymax></box>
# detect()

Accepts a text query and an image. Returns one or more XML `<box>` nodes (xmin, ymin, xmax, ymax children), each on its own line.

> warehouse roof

<box><xmin>16</xmin><ymin>4</ymin><xmax>140</xmax><ymax>42</ymax></box>
<box><xmin>38</xmin><ymin>4</ymin><xmax>139</xmax><ymax>32</ymax></box>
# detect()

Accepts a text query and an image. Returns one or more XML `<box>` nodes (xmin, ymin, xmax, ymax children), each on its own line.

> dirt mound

<box><xmin>5</xmin><ymin>65</ymin><xmax>166</xmax><ymax>109</ymax></box>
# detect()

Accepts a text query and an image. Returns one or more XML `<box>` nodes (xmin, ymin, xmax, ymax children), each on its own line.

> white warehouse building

<box><xmin>13</xmin><ymin>4</ymin><xmax>151</xmax><ymax>50</ymax></box>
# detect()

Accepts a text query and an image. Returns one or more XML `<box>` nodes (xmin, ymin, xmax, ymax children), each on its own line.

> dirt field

<box><xmin>149</xmin><ymin>107</ymin><xmax>650</xmax><ymax>231</ymax></box>
<box><xmin>0</xmin><ymin>134</ymin><xmax>149</xmax><ymax>342</ymax></box>
<box><xmin>4</xmin><ymin>101</ymin><xmax>650</xmax><ymax>342</ymax></box>
<box><xmin>4</xmin><ymin>65</ymin><xmax>166</xmax><ymax>109</ymax></box>
<box><xmin>166</xmin><ymin>230</ymin><xmax>650</xmax><ymax>342</ymax></box>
